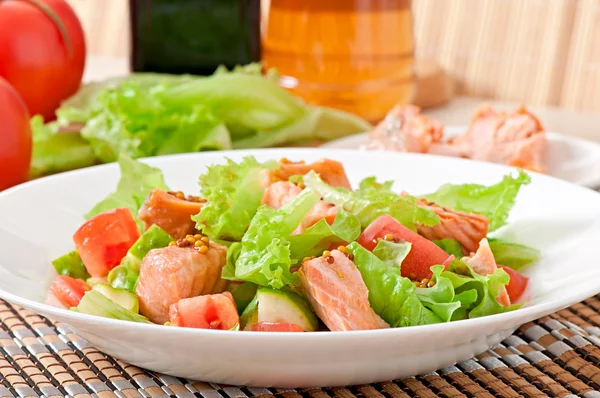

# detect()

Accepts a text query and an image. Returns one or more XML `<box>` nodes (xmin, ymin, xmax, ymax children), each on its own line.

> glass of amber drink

<box><xmin>261</xmin><ymin>0</ymin><xmax>415</xmax><ymax>123</ymax></box>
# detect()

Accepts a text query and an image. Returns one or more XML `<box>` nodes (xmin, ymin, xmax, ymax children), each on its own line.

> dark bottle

<box><xmin>130</xmin><ymin>0</ymin><xmax>261</xmax><ymax>75</ymax></box>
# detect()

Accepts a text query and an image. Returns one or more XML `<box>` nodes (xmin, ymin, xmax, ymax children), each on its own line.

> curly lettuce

<box><xmin>288</xmin><ymin>209</ymin><xmax>361</xmax><ymax>259</ymax></box>
<box><xmin>347</xmin><ymin>240</ymin><xmax>516</xmax><ymax>327</ymax></box>
<box><xmin>304</xmin><ymin>171</ymin><xmax>439</xmax><ymax>230</ymax></box>
<box><xmin>86</xmin><ymin>155</ymin><xmax>168</xmax><ymax>230</ymax></box>
<box><xmin>225</xmin><ymin>189</ymin><xmax>321</xmax><ymax>288</ymax></box>
<box><xmin>423</xmin><ymin>170</ymin><xmax>531</xmax><ymax>231</ymax></box>
<box><xmin>192</xmin><ymin>156</ymin><xmax>278</xmax><ymax>242</ymax></box>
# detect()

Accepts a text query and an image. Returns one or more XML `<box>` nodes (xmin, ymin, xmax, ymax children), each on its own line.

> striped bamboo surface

<box><xmin>66</xmin><ymin>0</ymin><xmax>600</xmax><ymax>113</ymax></box>
<box><xmin>4</xmin><ymin>298</ymin><xmax>600</xmax><ymax>397</ymax></box>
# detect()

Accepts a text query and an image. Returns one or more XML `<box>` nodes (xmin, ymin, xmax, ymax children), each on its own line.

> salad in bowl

<box><xmin>47</xmin><ymin>154</ymin><xmax>538</xmax><ymax>332</ymax></box>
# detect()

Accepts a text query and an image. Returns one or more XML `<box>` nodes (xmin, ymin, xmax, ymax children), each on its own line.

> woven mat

<box><xmin>4</xmin><ymin>299</ymin><xmax>600</xmax><ymax>398</ymax></box>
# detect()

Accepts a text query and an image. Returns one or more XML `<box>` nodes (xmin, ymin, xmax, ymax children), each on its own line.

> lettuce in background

<box><xmin>32</xmin><ymin>64</ymin><xmax>371</xmax><ymax>176</ymax></box>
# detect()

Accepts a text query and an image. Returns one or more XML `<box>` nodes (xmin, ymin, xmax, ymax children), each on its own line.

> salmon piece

<box><xmin>138</xmin><ymin>189</ymin><xmax>205</xmax><ymax>239</ymax></box>
<box><xmin>261</xmin><ymin>181</ymin><xmax>303</xmax><ymax>208</ymax></box>
<box><xmin>261</xmin><ymin>181</ymin><xmax>338</xmax><ymax>233</ymax></box>
<box><xmin>441</xmin><ymin>105</ymin><xmax>546</xmax><ymax>172</ymax></box>
<box><xmin>300</xmin><ymin>201</ymin><xmax>338</xmax><ymax>232</ymax></box>
<box><xmin>416</xmin><ymin>199</ymin><xmax>489</xmax><ymax>255</ymax></box>
<box><xmin>270</xmin><ymin>158</ymin><xmax>352</xmax><ymax>190</ymax></box>
<box><xmin>461</xmin><ymin>238</ymin><xmax>511</xmax><ymax>307</ymax></box>
<box><xmin>365</xmin><ymin>104</ymin><xmax>546</xmax><ymax>173</ymax></box>
<box><xmin>298</xmin><ymin>250</ymin><xmax>390</xmax><ymax>331</ymax></box>
<box><xmin>136</xmin><ymin>244</ymin><xmax>228</xmax><ymax>324</ymax></box>
<box><xmin>362</xmin><ymin>105</ymin><xmax>444</xmax><ymax>153</ymax></box>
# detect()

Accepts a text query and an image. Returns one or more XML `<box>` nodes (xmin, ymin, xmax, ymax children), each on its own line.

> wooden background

<box><xmin>67</xmin><ymin>0</ymin><xmax>600</xmax><ymax>113</ymax></box>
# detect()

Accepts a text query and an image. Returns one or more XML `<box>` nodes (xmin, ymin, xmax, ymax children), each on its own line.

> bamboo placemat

<box><xmin>4</xmin><ymin>299</ymin><xmax>600</xmax><ymax>397</ymax></box>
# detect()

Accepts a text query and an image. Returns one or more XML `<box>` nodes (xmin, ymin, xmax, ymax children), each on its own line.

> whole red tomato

<box><xmin>0</xmin><ymin>0</ymin><xmax>86</xmax><ymax>120</ymax></box>
<box><xmin>0</xmin><ymin>77</ymin><xmax>32</xmax><ymax>190</ymax></box>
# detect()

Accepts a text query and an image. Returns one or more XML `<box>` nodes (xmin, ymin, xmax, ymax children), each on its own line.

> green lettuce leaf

<box><xmin>57</xmin><ymin>73</ymin><xmax>195</xmax><ymax>125</ymax></box>
<box><xmin>444</xmin><ymin>259</ymin><xmax>519</xmax><ymax>318</ymax></box>
<box><xmin>193</xmin><ymin>156</ymin><xmax>278</xmax><ymax>242</ymax></box>
<box><xmin>415</xmin><ymin>265</ymin><xmax>478</xmax><ymax>322</ymax></box>
<box><xmin>488</xmin><ymin>238</ymin><xmax>540</xmax><ymax>271</ymax></box>
<box><xmin>34</xmin><ymin>67</ymin><xmax>371</xmax><ymax>177</ymax></box>
<box><xmin>232</xmin><ymin>106</ymin><xmax>372</xmax><ymax>149</ymax></box>
<box><xmin>304</xmin><ymin>171</ymin><xmax>439</xmax><ymax>230</ymax></box>
<box><xmin>433</xmin><ymin>239</ymin><xmax>464</xmax><ymax>258</ymax></box>
<box><xmin>358</xmin><ymin>176</ymin><xmax>393</xmax><ymax>191</ymax></box>
<box><xmin>368</xmin><ymin>240</ymin><xmax>475</xmax><ymax>322</ymax></box>
<box><xmin>85</xmin><ymin>154</ymin><xmax>168</xmax><ymax>230</ymax></box>
<box><xmin>229</xmin><ymin>189</ymin><xmax>321</xmax><ymax>288</ymax></box>
<box><xmin>348</xmin><ymin>242</ymin><xmax>515</xmax><ymax>326</ymax></box>
<box><xmin>31</xmin><ymin>115</ymin><xmax>58</xmax><ymax>143</ymax></box>
<box><xmin>162</xmin><ymin>73</ymin><xmax>307</xmax><ymax>138</ymax></box>
<box><xmin>30</xmin><ymin>115</ymin><xmax>97</xmax><ymax>178</ymax></box>
<box><xmin>222</xmin><ymin>241</ymin><xmax>241</xmax><ymax>281</ymax></box>
<box><xmin>31</xmin><ymin>133</ymin><xmax>97</xmax><ymax>178</ymax></box>
<box><xmin>423</xmin><ymin>170</ymin><xmax>531</xmax><ymax>231</ymax></box>
<box><xmin>372</xmin><ymin>239</ymin><xmax>412</xmax><ymax>269</ymax></box>
<box><xmin>288</xmin><ymin>209</ymin><xmax>361</xmax><ymax>259</ymax></box>
<box><xmin>347</xmin><ymin>242</ymin><xmax>442</xmax><ymax>327</ymax></box>
<box><xmin>79</xmin><ymin>83</ymin><xmax>233</xmax><ymax>163</ymax></box>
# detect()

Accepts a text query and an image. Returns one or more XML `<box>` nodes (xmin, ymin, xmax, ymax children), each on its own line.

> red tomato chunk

<box><xmin>169</xmin><ymin>292</ymin><xmax>239</xmax><ymax>330</ymax></box>
<box><xmin>50</xmin><ymin>276</ymin><xmax>91</xmax><ymax>308</ymax></box>
<box><xmin>73</xmin><ymin>208</ymin><xmax>140</xmax><ymax>278</ymax></box>
<box><xmin>501</xmin><ymin>266</ymin><xmax>529</xmax><ymax>303</ymax></box>
<box><xmin>358</xmin><ymin>215</ymin><xmax>451</xmax><ymax>280</ymax></box>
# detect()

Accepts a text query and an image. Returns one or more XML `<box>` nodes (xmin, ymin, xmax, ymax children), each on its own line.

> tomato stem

<box><xmin>17</xmin><ymin>0</ymin><xmax>74</xmax><ymax>59</ymax></box>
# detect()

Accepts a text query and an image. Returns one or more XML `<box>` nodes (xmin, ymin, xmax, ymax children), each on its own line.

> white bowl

<box><xmin>0</xmin><ymin>148</ymin><xmax>600</xmax><ymax>388</ymax></box>
<box><xmin>322</xmin><ymin>128</ymin><xmax>600</xmax><ymax>189</ymax></box>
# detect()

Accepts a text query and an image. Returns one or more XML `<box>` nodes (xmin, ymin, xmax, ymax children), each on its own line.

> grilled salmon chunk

<box><xmin>138</xmin><ymin>189</ymin><xmax>205</xmax><ymax>239</ymax></box>
<box><xmin>298</xmin><ymin>250</ymin><xmax>389</xmax><ymax>331</ymax></box>
<box><xmin>362</xmin><ymin>105</ymin><xmax>444</xmax><ymax>153</ymax></box>
<box><xmin>136</xmin><ymin>243</ymin><xmax>228</xmax><ymax>324</ymax></box>
<box><xmin>261</xmin><ymin>181</ymin><xmax>303</xmax><ymax>209</ymax></box>
<box><xmin>261</xmin><ymin>181</ymin><xmax>338</xmax><ymax>233</ymax></box>
<box><xmin>365</xmin><ymin>104</ymin><xmax>546</xmax><ymax>173</ymax></box>
<box><xmin>270</xmin><ymin>158</ymin><xmax>352</xmax><ymax>190</ymax></box>
<box><xmin>432</xmin><ymin>105</ymin><xmax>546</xmax><ymax>172</ymax></box>
<box><xmin>416</xmin><ymin>199</ymin><xmax>489</xmax><ymax>255</ymax></box>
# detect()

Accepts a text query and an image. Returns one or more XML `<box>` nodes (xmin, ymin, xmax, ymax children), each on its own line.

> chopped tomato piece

<box><xmin>357</xmin><ymin>215</ymin><xmax>451</xmax><ymax>280</ymax></box>
<box><xmin>49</xmin><ymin>276</ymin><xmax>91</xmax><ymax>308</ymax></box>
<box><xmin>500</xmin><ymin>266</ymin><xmax>529</xmax><ymax>303</ymax></box>
<box><xmin>251</xmin><ymin>322</ymin><xmax>304</xmax><ymax>332</ymax></box>
<box><xmin>169</xmin><ymin>292</ymin><xmax>239</xmax><ymax>330</ymax></box>
<box><xmin>73</xmin><ymin>208</ymin><xmax>140</xmax><ymax>278</ymax></box>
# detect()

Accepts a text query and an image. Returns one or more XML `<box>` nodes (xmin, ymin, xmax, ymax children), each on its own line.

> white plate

<box><xmin>322</xmin><ymin>127</ymin><xmax>600</xmax><ymax>189</ymax></box>
<box><xmin>1</xmin><ymin>148</ymin><xmax>600</xmax><ymax>388</ymax></box>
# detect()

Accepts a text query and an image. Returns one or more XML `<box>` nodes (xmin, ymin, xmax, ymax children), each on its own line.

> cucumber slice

<box><xmin>52</xmin><ymin>250</ymin><xmax>90</xmax><ymax>280</ymax></box>
<box><xmin>127</xmin><ymin>224</ymin><xmax>173</xmax><ymax>261</ymax></box>
<box><xmin>76</xmin><ymin>291</ymin><xmax>150</xmax><ymax>323</ymax></box>
<box><xmin>109</xmin><ymin>224</ymin><xmax>173</xmax><ymax>291</ymax></box>
<box><xmin>86</xmin><ymin>277</ymin><xmax>108</xmax><ymax>286</ymax></box>
<box><xmin>257</xmin><ymin>288</ymin><xmax>318</xmax><ymax>331</ymax></box>
<box><xmin>240</xmin><ymin>295</ymin><xmax>258</xmax><ymax>330</ymax></box>
<box><xmin>92</xmin><ymin>284</ymin><xmax>139</xmax><ymax>313</ymax></box>
<box><xmin>240</xmin><ymin>288</ymin><xmax>318</xmax><ymax>331</ymax></box>
<box><xmin>227</xmin><ymin>282</ymin><xmax>258</xmax><ymax>313</ymax></box>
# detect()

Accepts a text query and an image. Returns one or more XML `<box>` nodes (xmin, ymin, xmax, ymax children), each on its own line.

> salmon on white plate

<box><xmin>46</xmin><ymin>152</ymin><xmax>538</xmax><ymax>332</ymax></box>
